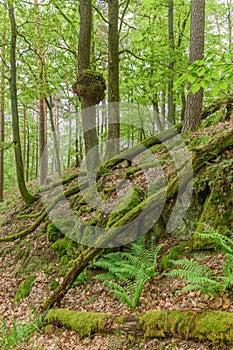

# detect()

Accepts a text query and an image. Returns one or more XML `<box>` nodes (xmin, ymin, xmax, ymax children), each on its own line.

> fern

<box><xmin>166</xmin><ymin>228</ymin><xmax>233</xmax><ymax>296</ymax></box>
<box><xmin>94</xmin><ymin>236</ymin><xmax>163</xmax><ymax>309</ymax></box>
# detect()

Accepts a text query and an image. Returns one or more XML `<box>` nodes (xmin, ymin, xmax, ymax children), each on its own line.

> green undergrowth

<box><xmin>94</xmin><ymin>236</ymin><xmax>163</xmax><ymax>309</ymax></box>
<box><xmin>166</xmin><ymin>228</ymin><xmax>233</xmax><ymax>296</ymax></box>
<box><xmin>0</xmin><ymin>312</ymin><xmax>43</xmax><ymax>350</ymax></box>
<box><xmin>14</xmin><ymin>275</ymin><xmax>36</xmax><ymax>302</ymax></box>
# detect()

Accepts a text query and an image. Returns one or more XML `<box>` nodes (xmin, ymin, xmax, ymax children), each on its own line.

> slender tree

<box><xmin>182</xmin><ymin>0</ymin><xmax>205</xmax><ymax>132</ymax></box>
<box><xmin>168</xmin><ymin>0</ymin><xmax>175</xmax><ymax>125</ymax></box>
<box><xmin>106</xmin><ymin>0</ymin><xmax>120</xmax><ymax>159</ymax></box>
<box><xmin>0</xmin><ymin>1</ymin><xmax>6</xmax><ymax>201</ymax></box>
<box><xmin>8</xmin><ymin>1</ymin><xmax>36</xmax><ymax>204</ymax></box>
<box><xmin>34</xmin><ymin>0</ymin><xmax>48</xmax><ymax>184</ymax></box>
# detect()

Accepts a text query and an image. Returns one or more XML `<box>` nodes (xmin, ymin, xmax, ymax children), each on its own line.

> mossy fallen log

<box><xmin>45</xmin><ymin>308</ymin><xmax>233</xmax><ymax>344</ymax></box>
<box><xmin>100</xmin><ymin>124</ymin><xmax>182</xmax><ymax>171</ymax></box>
<box><xmin>201</xmin><ymin>95</ymin><xmax>233</xmax><ymax>120</ymax></box>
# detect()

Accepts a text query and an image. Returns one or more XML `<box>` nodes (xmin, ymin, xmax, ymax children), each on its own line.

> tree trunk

<box><xmin>45</xmin><ymin>97</ymin><xmax>61</xmax><ymax>177</ymax></box>
<box><xmin>106</xmin><ymin>0</ymin><xmax>120</xmax><ymax>159</ymax></box>
<box><xmin>151</xmin><ymin>93</ymin><xmax>163</xmax><ymax>132</ymax></box>
<box><xmin>0</xmin><ymin>3</ymin><xmax>6</xmax><ymax>202</ymax></box>
<box><xmin>78</xmin><ymin>0</ymin><xmax>100</xmax><ymax>179</ymax></box>
<box><xmin>8</xmin><ymin>2</ymin><xmax>36</xmax><ymax>205</ymax></box>
<box><xmin>182</xmin><ymin>0</ymin><xmax>205</xmax><ymax>132</ymax></box>
<box><xmin>34</xmin><ymin>0</ymin><xmax>48</xmax><ymax>184</ymax></box>
<box><xmin>168</xmin><ymin>0</ymin><xmax>175</xmax><ymax>125</ymax></box>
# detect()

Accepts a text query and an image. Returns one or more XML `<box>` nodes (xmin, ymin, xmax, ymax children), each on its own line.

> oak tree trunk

<box><xmin>182</xmin><ymin>0</ymin><xmax>205</xmax><ymax>132</ymax></box>
<box><xmin>78</xmin><ymin>0</ymin><xmax>100</xmax><ymax>180</ymax></box>
<box><xmin>106</xmin><ymin>0</ymin><xmax>120</xmax><ymax>159</ymax></box>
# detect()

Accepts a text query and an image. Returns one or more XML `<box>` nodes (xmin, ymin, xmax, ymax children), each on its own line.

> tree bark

<box><xmin>182</xmin><ymin>0</ymin><xmax>205</xmax><ymax>132</ymax></box>
<box><xmin>168</xmin><ymin>0</ymin><xmax>175</xmax><ymax>125</ymax></box>
<box><xmin>34</xmin><ymin>0</ymin><xmax>48</xmax><ymax>185</ymax></box>
<box><xmin>0</xmin><ymin>2</ymin><xmax>6</xmax><ymax>202</ymax></box>
<box><xmin>8</xmin><ymin>2</ymin><xmax>36</xmax><ymax>204</ymax></box>
<box><xmin>78</xmin><ymin>0</ymin><xmax>100</xmax><ymax>180</ymax></box>
<box><xmin>106</xmin><ymin>0</ymin><xmax>120</xmax><ymax>159</ymax></box>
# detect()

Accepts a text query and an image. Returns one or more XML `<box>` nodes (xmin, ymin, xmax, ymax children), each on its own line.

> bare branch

<box><xmin>92</xmin><ymin>4</ymin><xmax>110</xmax><ymax>25</ymax></box>
<box><xmin>119</xmin><ymin>0</ymin><xmax>130</xmax><ymax>34</ymax></box>
<box><xmin>119</xmin><ymin>49</ymin><xmax>146</xmax><ymax>61</ymax></box>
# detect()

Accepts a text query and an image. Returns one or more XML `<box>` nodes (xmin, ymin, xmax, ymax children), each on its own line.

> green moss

<box><xmin>51</xmin><ymin>237</ymin><xmax>78</xmax><ymax>259</ymax></box>
<box><xmin>14</xmin><ymin>275</ymin><xmax>36</xmax><ymax>302</ymax></box>
<box><xmin>192</xmin><ymin>311</ymin><xmax>233</xmax><ymax>343</ymax></box>
<box><xmin>138</xmin><ymin>310</ymin><xmax>233</xmax><ymax>343</ymax></box>
<box><xmin>106</xmin><ymin>186</ymin><xmax>143</xmax><ymax>228</ymax></box>
<box><xmin>45</xmin><ymin>309</ymin><xmax>109</xmax><ymax>338</ymax></box>
<box><xmin>47</xmin><ymin>223</ymin><xmax>64</xmax><ymax>243</ymax></box>
<box><xmin>159</xmin><ymin>243</ymin><xmax>185</xmax><ymax>272</ymax></box>
<box><xmin>73</xmin><ymin>270</ymin><xmax>89</xmax><ymax>287</ymax></box>
<box><xmin>47</xmin><ymin>219</ymin><xmax>75</xmax><ymax>243</ymax></box>
<box><xmin>45</xmin><ymin>263</ymin><xmax>54</xmax><ymax>274</ymax></box>
<box><xmin>50</xmin><ymin>280</ymin><xmax>59</xmax><ymax>291</ymax></box>
<box><xmin>59</xmin><ymin>255</ymin><xmax>69</xmax><ymax>266</ymax></box>
<box><xmin>85</xmin><ymin>215</ymin><xmax>100</xmax><ymax>226</ymax></box>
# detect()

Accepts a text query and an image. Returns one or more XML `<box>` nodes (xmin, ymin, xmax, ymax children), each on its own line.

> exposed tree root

<box><xmin>45</xmin><ymin>308</ymin><xmax>233</xmax><ymax>344</ymax></box>
<box><xmin>0</xmin><ymin>183</ymin><xmax>84</xmax><ymax>242</ymax></box>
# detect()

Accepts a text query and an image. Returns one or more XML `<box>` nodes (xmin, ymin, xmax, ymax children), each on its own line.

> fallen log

<box><xmin>45</xmin><ymin>308</ymin><xmax>233</xmax><ymax>344</ymax></box>
<box><xmin>201</xmin><ymin>95</ymin><xmax>233</xmax><ymax>120</ymax></box>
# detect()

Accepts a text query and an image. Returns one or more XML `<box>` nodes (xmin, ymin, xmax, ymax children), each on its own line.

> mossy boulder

<box><xmin>14</xmin><ymin>275</ymin><xmax>36</xmax><ymax>302</ymax></box>
<box><xmin>192</xmin><ymin>156</ymin><xmax>233</xmax><ymax>249</ymax></box>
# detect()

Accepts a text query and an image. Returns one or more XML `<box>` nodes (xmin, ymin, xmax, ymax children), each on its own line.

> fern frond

<box><xmin>197</xmin><ymin>229</ymin><xmax>233</xmax><ymax>255</ymax></box>
<box><xmin>93</xmin><ymin>236</ymin><xmax>163</xmax><ymax>309</ymax></box>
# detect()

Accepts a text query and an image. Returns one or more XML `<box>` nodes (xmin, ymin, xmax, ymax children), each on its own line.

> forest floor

<box><xmin>0</xmin><ymin>193</ymin><xmax>232</xmax><ymax>350</ymax></box>
<box><xmin>0</xmin><ymin>121</ymin><xmax>232</xmax><ymax>350</ymax></box>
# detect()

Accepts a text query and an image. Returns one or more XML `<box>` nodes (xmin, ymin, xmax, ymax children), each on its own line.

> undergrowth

<box><xmin>0</xmin><ymin>312</ymin><xmax>43</xmax><ymax>350</ymax></box>
<box><xmin>166</xmin><ymin>228</ymin><xmax>233</xmax><ymax>295</ymax></box>
<box><xmin>94</xmin><ymin>236</ymin><xmax>163</xmax><ymax>309</ymax></box>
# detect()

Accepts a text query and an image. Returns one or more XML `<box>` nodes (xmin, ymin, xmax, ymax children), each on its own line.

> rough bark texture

<box><xmin>0</xmin><ymin>3</ymin><xmax>6</xmax><ymax>202</ymax></box>
<box><xmin>45</xmin><ymin>308</ymin><xmax>233</xmax><ymax>343</ymax></box>
<box><xmin>8</xmin><ymin>3</ymin><xmax>36</xmax><ymax>205</ymax></box>
<box><xmin>106</xmin><ymin>0</ymin><xmax>120</xmax><ymax>159</ymax></box>
<box><xmin>182</xmin><ymin>0</ymin><xmax>205</xmax><ymax>132</ymax></box>
<box><xmin>78</xmin><ymin>0</ymin><xmax>100</xmax><ymax>177</ymax></box>
<box><xmin>168</xmin><ymin>0</ymin><xmax>175</xmax><ymax>125</ymax></box>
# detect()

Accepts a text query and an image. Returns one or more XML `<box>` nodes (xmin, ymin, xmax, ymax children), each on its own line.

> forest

<box><xmin>0</xmin><ymin>0</ymin><xmax>233</xmax><ymax>349</ymax></box>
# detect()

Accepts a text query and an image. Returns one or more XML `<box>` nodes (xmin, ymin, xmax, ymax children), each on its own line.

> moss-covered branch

<box><xmin>0</xmin><ymin>183</ymin><xmax>84</xmax><ymax>243</ymax></box>
<box><xmin>45</xmin><ymin>308</ymin><xmax>233</xmax><ymax>343</ymax></box>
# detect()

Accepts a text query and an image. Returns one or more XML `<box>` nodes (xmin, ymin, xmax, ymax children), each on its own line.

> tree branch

<box><xmin>92</xmin><ymin>5</ymin><xmax>110</xmax><ymax>25</ymax></box>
